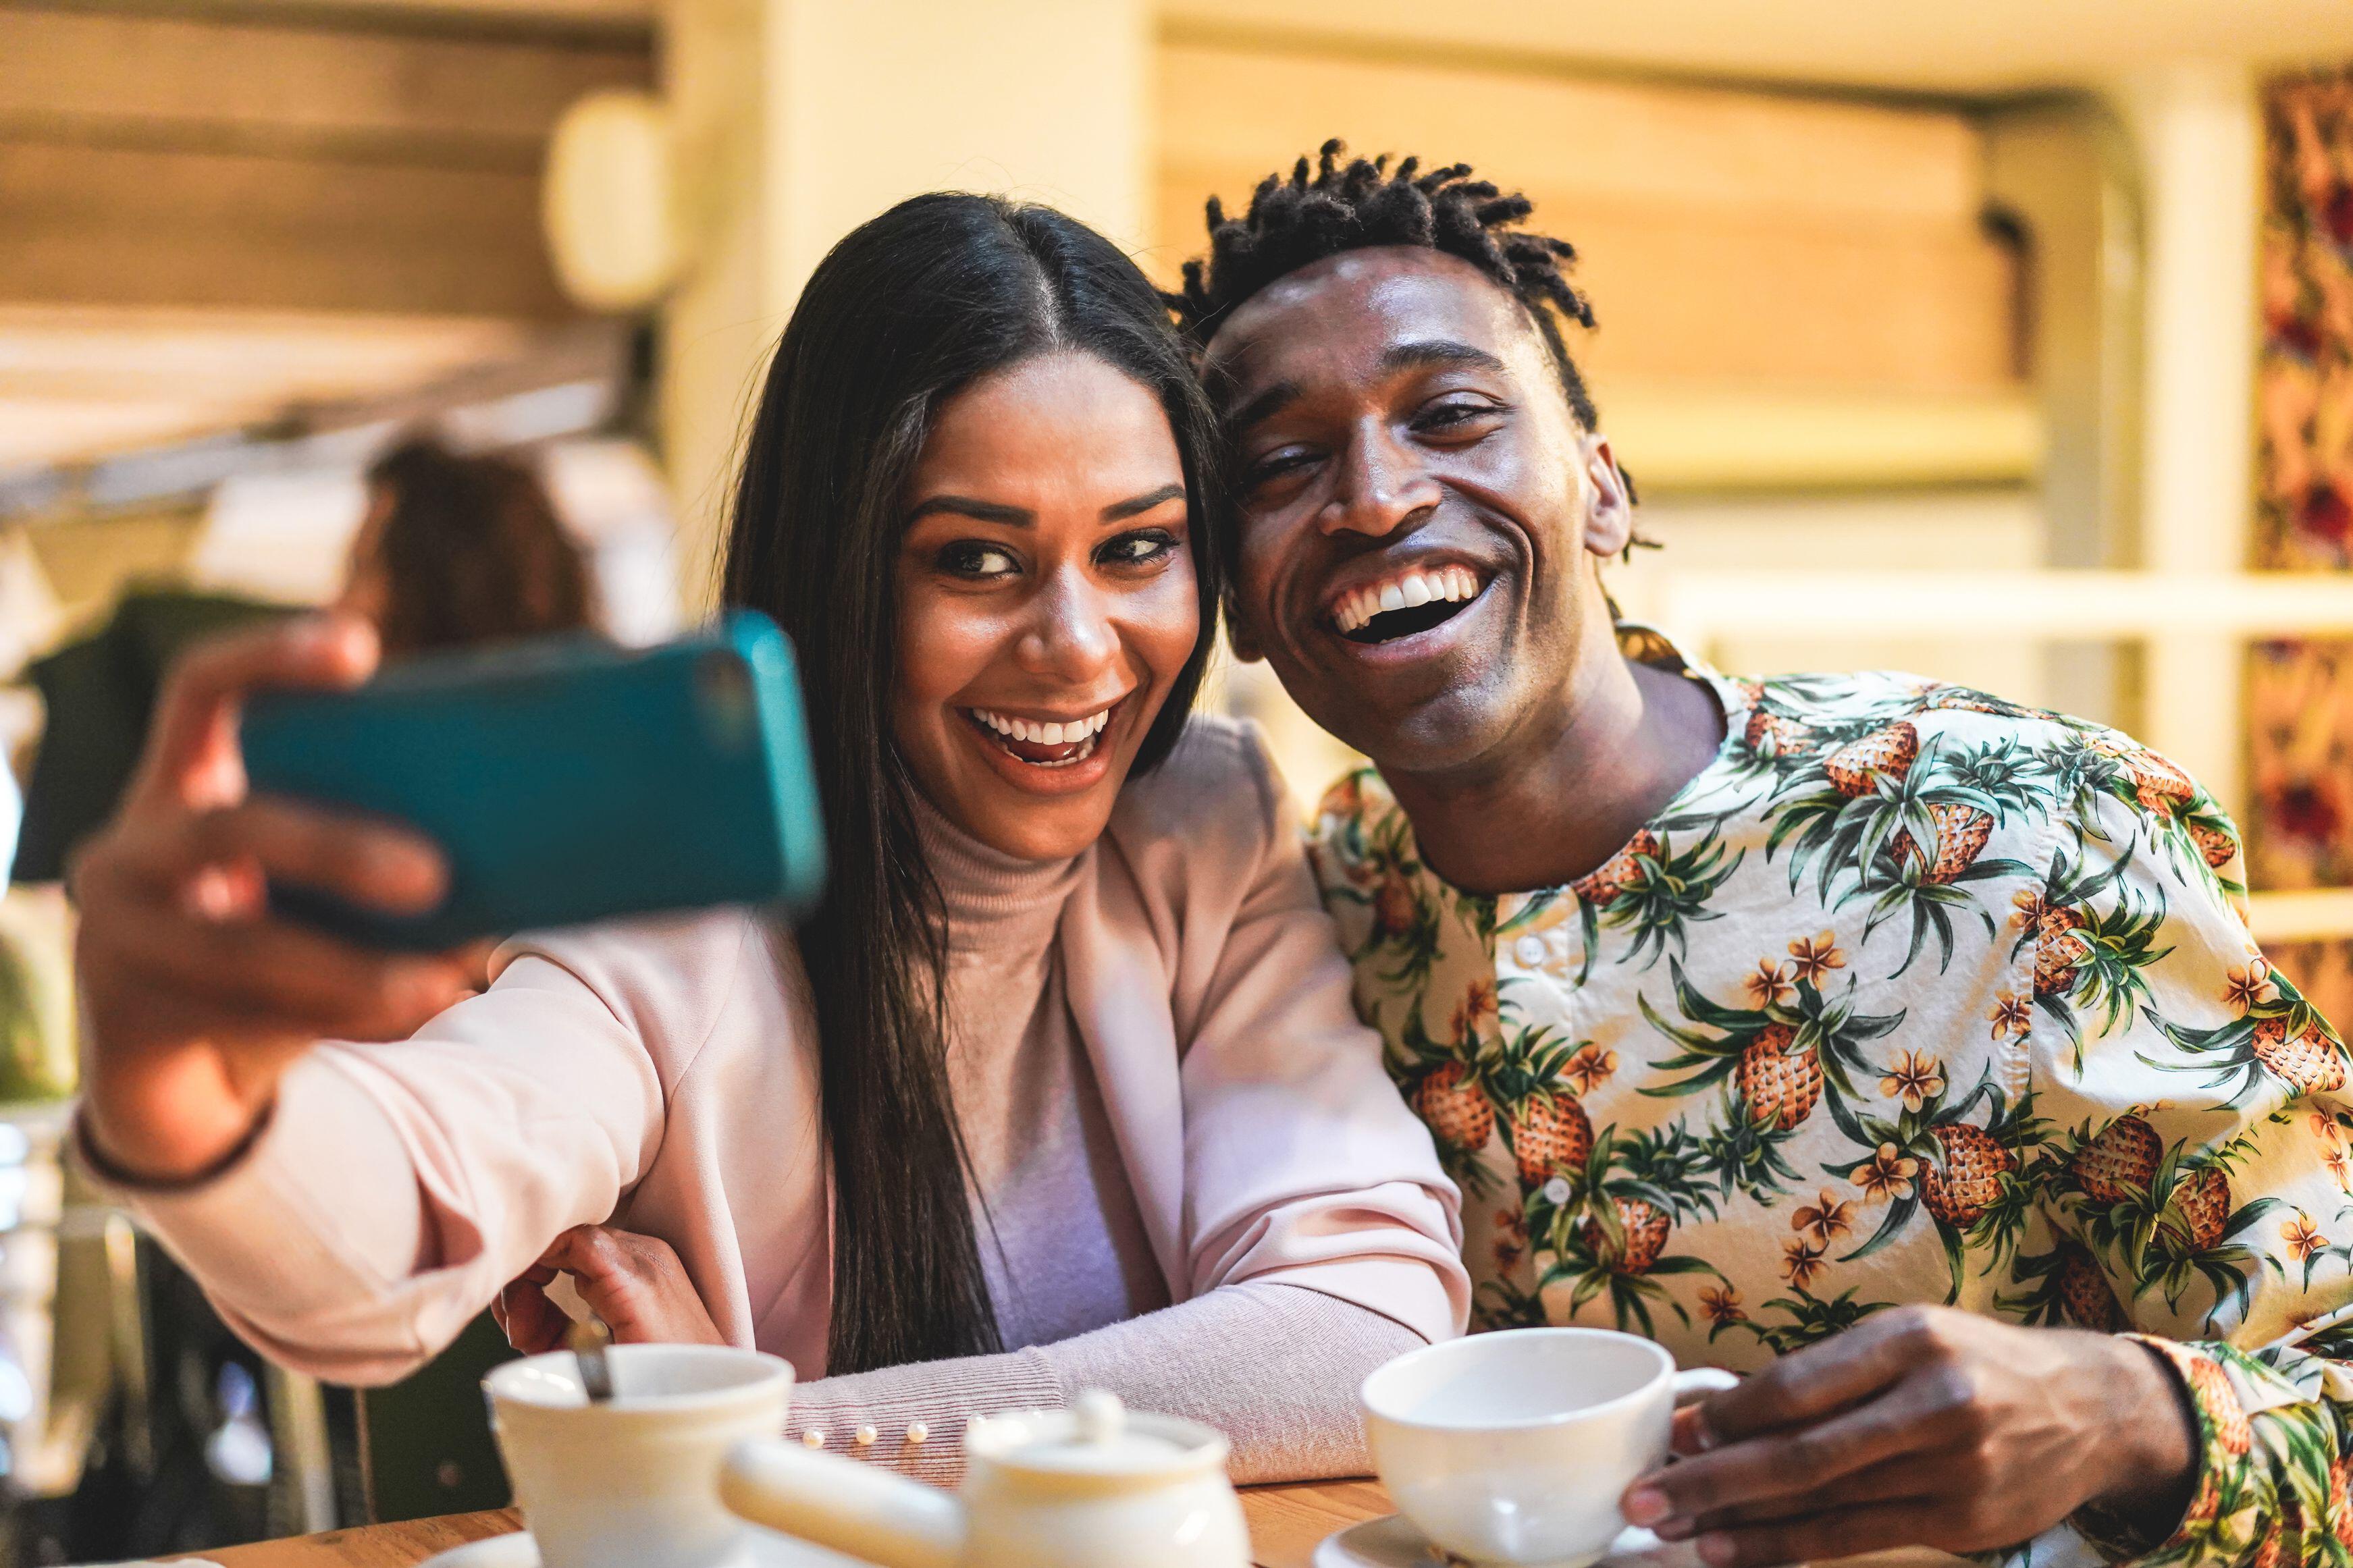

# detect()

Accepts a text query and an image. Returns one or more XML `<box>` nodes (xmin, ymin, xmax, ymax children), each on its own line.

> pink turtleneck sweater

<box><xmin>926</xmin><ymin>801</ymin><xmax>1169</xmax><ymax>1344</ymax></box>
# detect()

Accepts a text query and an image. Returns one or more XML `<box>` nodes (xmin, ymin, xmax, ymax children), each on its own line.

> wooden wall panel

<box><xmin>0</xmin><ymin>138</ymin><xmax>566</xmax><ymax>315</ymax></box>
<box><xmin>1161</xmin><ymin>44</ymin><xmax>1986</xmax><ymax>224</ymax></box>
<box><xmin>0</xmin><ymin>5</ymin><xmax>650</xmax><ymax>317</ymax></box>
<box><xmin>1155</xmin><ymin>180</ymin><xmax>2017</xmax><ymax>392</ymax></box>
<box><xmin>0</xmin><ymin>8</ymin><xmax>650</xmax><ymax>150</ymax></box>
<box><xmin>1156</xmin><ymin>42</ymin><xmax>2021</xmax><ymax>397</ymax></box>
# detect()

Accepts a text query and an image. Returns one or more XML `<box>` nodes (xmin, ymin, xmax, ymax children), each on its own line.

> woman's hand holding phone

<box><xmin>72</xmin><ymin>615</ymin><xmax>487</xmax><ymax>1183</ymax></box>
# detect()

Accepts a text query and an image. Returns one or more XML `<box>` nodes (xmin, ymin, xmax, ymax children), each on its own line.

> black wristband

<box><xmin>72</xmin><ymin>1099</ymin><xmax>276</xmax><ymax>1193</ymax></box>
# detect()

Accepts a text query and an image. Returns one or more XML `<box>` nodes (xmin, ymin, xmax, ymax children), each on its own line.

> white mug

<box><xmin>1360</xmin><ymin>1327</ymin><xmax>1739</xmax><ymax>1568</ymax></box>
<box><xmin>486</xmin><ymin>1344</ymin><xmax>795</xmax><ymax>1568</ymax></box>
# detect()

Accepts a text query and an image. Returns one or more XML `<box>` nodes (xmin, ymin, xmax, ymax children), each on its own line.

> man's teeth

<box><xmin>1330</xmin><ymin>566</ymin><xmax>1481</xmax><ymax>635</ymax></box>
<box><xmin>970</xmin><ymin>707</ymin><xmax>1113</xmax><ymax>747</ymax></box>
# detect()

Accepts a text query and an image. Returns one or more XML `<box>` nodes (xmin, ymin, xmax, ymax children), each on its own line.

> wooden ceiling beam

<box><xmin>0</xmin><ymin>6</ymin><xmax>651</xmax><ymax>146</ymax></box>
<box><xmin>1</xmin><ymin>138</ymin><xmax>572</xmax><ymax>315</ymax></box>
<box><xmin>0</xmin><ymin>6</ymin><xmax>650</xmax><ymax>319</ymax></box>
<box><xmin>1</xmin><ymin>0</ymin><xmax>654</xmax><ymax>47</ymax></box>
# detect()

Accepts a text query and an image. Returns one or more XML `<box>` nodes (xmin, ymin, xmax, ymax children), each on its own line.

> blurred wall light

<box><xmin>543</xmin><ymin>90</ymin><xmax>685</xmax><ymax>313</ymax></box>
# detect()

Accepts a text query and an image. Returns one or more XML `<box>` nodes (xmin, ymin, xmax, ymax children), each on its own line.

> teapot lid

<box><xmin>966</xmin><ymin>1390</ymin><xmax>1227</xmax><ymax>1479</ymax></box>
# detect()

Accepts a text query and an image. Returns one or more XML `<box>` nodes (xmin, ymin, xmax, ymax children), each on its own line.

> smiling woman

<box><xmin>718</xmin><ymin>196</ymin><xmax>1234</xmax><ymax>1374</ymax></box>
<box><xmin>70</xmin><ymin>192</ymin><xmax>1467</xmax><ymax>1494</ymax></box>
<box><xmin>891</xmin><ymin>352</ymin><xmax>1200</xmax><ymax>855</ymax></box>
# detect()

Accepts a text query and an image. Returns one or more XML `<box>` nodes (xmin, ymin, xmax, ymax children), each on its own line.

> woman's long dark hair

<box><xmin>721</xmin><ymin>194</ymin><xmax>1223</xmax><ymax>1373</ymax></box>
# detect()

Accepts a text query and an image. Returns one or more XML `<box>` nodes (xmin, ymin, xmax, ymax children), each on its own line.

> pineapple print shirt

<box><xmin>1308</xmin><ymin>627</ymin><xmax>2353</xmax><ymax>1568</ymax></box>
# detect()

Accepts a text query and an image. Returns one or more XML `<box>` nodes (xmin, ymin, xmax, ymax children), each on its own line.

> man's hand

<box><xmin>495</xmin><ymin>1225</ymin><xmax>726</xmax><ymax>1352</ymax></box>
<box><xmin>1619</xmin><ymin>1306</ymin><xmax>2196</xmax><ymax>1567</ymax></box>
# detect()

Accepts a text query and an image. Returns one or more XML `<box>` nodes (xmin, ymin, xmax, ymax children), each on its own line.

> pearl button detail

<box><xmin>1542</xmin><ymin>1176</ymin><xmax>1573</xmax><ymax>1205</ymax></box>
<box><xmin>1514</xmin><ymin>935</ymin><xmax>1547</xmax><ymax>967</ymax></box>
<box><xmin>905</xmin><ymin>1421</ymin><xmax>929</xmax><ymax>1446</ymax></box>
<box><xmin>853</xmin><ymin>1424</ymin><xmax>878</xmax><ymax>1448</ymax></box>
<box><xmin>801</xmin><ymin>1428</ymin><xmax>825</xmax><ymax>1449</ymax></box>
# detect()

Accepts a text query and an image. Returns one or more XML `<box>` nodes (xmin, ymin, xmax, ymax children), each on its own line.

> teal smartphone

<box><xmin>240</xmin><ymin>612</ymin><xmax>826</xmax><ymax>950</ymax></box>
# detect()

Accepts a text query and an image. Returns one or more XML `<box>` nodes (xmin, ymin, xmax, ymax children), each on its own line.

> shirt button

<box><xmin>1514</xmin><ymin>935</ymin><xmax>1547</xmax><ymax>967</ymax></box>
<box><xmin>1542</xmin><ymin>1177</ymin><xmax>1573</xmax><ymax>1205</ymax></box>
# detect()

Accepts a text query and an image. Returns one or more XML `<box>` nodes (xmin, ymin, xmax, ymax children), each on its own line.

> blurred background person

<box><xmin>337</xmin><ymin>437</ymin><xmax>598</xmax><ymax>662</ymax></box>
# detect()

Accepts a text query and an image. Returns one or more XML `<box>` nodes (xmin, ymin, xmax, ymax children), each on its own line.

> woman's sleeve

<box><xmin>784</xmin><ymin>1280</ymin><xmax>1423</xmax><ymax>1487</ymax></box>
<box><xmin>1163</xmin><ymin>727</ymin><xmax>1470</xmax><ymax>1345</ymax></box>
<box><xmin>2010</xmin><ymin>771</ymin><xmax>2353</xmax><ymax>1568</ymax></box>
<box><xmin>71</xmin><ymin>915</ymin><xmax>735</xmax><ymax>1386</ymax></box>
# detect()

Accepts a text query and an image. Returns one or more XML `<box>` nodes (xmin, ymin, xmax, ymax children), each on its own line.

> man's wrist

<box><xmin>2088</xmin><ymin>1335</ymin><xmax>2198</xmax><ymax>1528</ymax></box>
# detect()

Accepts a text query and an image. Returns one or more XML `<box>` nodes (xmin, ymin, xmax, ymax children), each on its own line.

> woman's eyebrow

<box><xmin>1101</xmin><ymin>483</ymin><xmax>1186</xmax><ymax>522</ymax></box>
<box><xmin>905</xmin><ymin>495</ymin><xmax>1032</xmax><ymax>526</ymax></box>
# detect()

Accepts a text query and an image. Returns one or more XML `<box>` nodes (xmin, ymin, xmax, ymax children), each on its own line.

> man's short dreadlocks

<box><xmin>1167</xmin><ymin>139</ymin><xmax>1601</xmax><ymax>429</ymax></box>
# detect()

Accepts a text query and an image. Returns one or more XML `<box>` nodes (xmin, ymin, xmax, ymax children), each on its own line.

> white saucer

<box><xmin>419</xmin><ymin>1526</ymin><xmax>862</xmax><ymax>1567</ymax></box>
<box><xmin>1314</xmin><ymin>1513</ymin><xmax>1695</xmax><ymax>1568</ymax></box>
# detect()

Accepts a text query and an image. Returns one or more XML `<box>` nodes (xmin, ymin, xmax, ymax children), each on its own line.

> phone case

<box><xmin>241</xmin><ymin>612</ymin><xmax>825</xmax><ymax>950</ymax></box>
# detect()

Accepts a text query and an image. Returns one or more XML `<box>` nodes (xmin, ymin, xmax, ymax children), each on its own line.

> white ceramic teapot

<box><xmin>718</xmin><ymin>1390</ymin><xmax>1250</xmax><ymax>1568</ymax></box>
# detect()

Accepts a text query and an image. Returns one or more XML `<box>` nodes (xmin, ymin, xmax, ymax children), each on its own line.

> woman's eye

<box><xmin>937</xmin><ymin>541</ymin><xmax>1020</xmax><ymax>578</ymax></box>
<box><xmin>1099</xmin><ymin>529</ymin><xmax>1178</xmax><ymax>568</ymax></box>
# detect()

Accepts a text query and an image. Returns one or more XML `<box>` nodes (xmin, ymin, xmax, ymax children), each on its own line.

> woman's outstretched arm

<box><xmin>784</xmin><ymin>1281</ymin><xmax>1422</xmax><ymax>1486</ymax></box>
<box><xmin>519</xmin><ymin>1224</ymin><xmax>1419</xmax><ymax>1484</ymax></box>
<box><xmin>78</xmin><ymin>936</ymin><xmax>679</xmax><ymax>1386</ymax></box>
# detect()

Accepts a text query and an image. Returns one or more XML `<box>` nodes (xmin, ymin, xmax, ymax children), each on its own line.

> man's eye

<box><xmin>1246</xmin><ymin>448</ymin><xmax>1316</xmax><ymax>488</ymax></box>
<box><xmin>1417</xmin><ymin>398</ymin><xmax>1500</xmax><ymax>433</ymax></box>
<box><xmin>938</xmin><ymin>541</ymin><xmax>1019</xmax><ymax>578</ymax></box>
<box><xmin>1099</xmin><ymin>529</ymin><xmax>1178</xmax><ymax>567</ymax></box>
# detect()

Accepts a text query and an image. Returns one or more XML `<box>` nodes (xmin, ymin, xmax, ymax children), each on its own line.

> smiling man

<box><xmin>1172</xmin><ymin>144</ymin><xmax>2353</xmax><ymax>1568</ymax></box>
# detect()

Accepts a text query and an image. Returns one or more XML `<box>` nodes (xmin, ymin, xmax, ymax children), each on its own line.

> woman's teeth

<box><xmin>970</xmin><ymin>707</ymin><xmax>1112</xmax><ymax>747</ymax></box>
<box><xmin>1329</xmin><ymin>566</ymin><xmax>1481</xmax><ymax>637</ymax></box>
<box><xmin>966</xmin><ymin>704</ymin><xmax>1115</xmax><ymax>767</ymax></box>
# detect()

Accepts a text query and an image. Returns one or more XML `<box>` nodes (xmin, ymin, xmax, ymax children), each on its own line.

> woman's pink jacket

<box><xmin>90</xmin><ymin>718</ymin><xmax>1470</xmax><ymax>1384</ymax></box>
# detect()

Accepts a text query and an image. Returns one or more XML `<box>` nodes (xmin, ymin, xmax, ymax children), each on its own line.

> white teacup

<box><xmin>1360</xmin><ymin>1328</ymin><xmax>1739</xmax><ymax>1567</ymax></box>
<box><xmin>485</xmin><ymin>1343</ymin><xmax>795</xmax><ymax>1568</ymax></box>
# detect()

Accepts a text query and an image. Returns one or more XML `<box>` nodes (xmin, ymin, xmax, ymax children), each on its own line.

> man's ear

<box><xmin>1579</xmin><ymin>433</ymin><xmax>1635</xmax><ymax>560</ymax></box>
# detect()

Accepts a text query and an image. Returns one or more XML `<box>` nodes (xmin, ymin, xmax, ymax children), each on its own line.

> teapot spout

<box><xmin>721</xmin><ymin>1438</ymin><xmax>964</xmax><ymax>1568</ymax></box>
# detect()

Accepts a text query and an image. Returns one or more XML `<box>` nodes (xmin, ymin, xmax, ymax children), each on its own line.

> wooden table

<box><xmin>176</xmin><ymin>1479</ymin><xmax>1393</xmax><ymax>1568</ymax></box>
